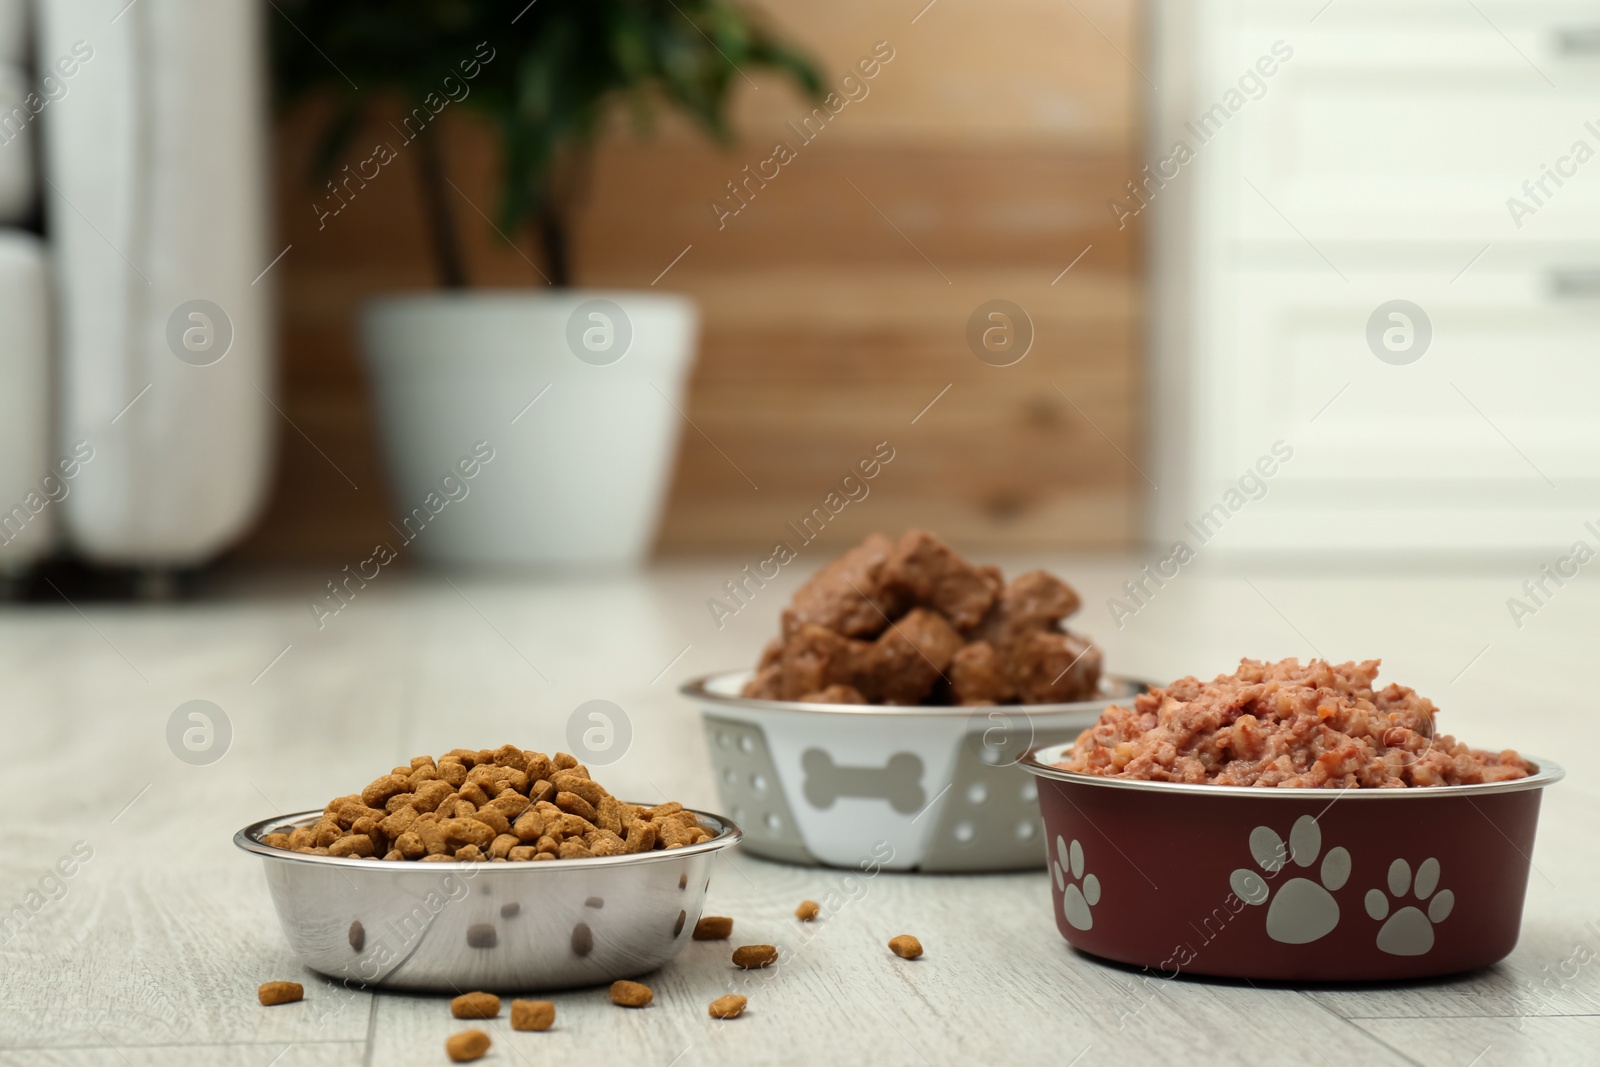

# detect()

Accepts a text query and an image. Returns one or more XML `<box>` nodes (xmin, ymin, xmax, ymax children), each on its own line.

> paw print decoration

<box><xmin>1052</xmin><ymin>835</ymin><xmax>1100</xmax><ymax>931</ymax></box>
<box><xmin>1229</xmin><ymin>815</ymin><xmax>1350</xmax><ymax>945</ymax></box>
<box><xmin>1367</xmin><ymin>857</ymin><xmax>1454</xmax><ymax>956</ymax></box>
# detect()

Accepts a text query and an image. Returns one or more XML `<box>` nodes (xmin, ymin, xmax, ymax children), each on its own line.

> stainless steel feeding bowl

<box><xmin>235</xmin><ymin>807</ymin><xmax>741</xmax><ymax>993</ymax></box>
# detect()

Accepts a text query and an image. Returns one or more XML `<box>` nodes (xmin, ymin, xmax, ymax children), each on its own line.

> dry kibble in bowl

<box><xmin>510</xmin><ymin>999</ymin><xmax>556</xmax><ymax>1031</ymax></box>
<box><xmin>888</xmin><ymin>934</ymin><xmax>923</xmax><ymax>959</ymax></box>
<box><xmin>709</xmin><ymin>994</ymin><xmax>748</xmax><ymax>1019</ymax></box>
<box><xmin>257</xmin><ymin>981</ymin><xmax>303</xmax><ymax>1006</ymax></box>
<box><xmin>610</xmin><ymin>980</ymin><xmax>653</xmax><ymax>1007</ymax></box>
<box><xmin>732</xmin><ymin>944</ymin><xmax>779</xmax><ymax>969</ymax></box>
<box><xmin>795</xmin><ymin>900</ymin><xmax>820</xmax><ymax>921</ymax></box>
<box><xmin>446</xmin><ymin>1029</ymin><xmax>491</xmax><ymax>1062</ymax></box>
<box><xmin>693</xmin><ymin>916</ymin><xmax>733</xmax><ymax>940</ymax></box>
<box><xmin>450</xmin><ymin>992</ymin><xmax>500</xmax><ymax>1020</ymax></box>
<box><xmin>262</xmin><ymin>746</ymin><xmax>711</xmax><ymax>862</ymax></box>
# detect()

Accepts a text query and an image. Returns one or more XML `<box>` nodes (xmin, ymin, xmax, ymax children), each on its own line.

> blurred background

<box><xmin>1</xmin><ymin>0</ymin><xmax>1143</xmax><ymax>589</ymax></box>
<box><xmin>10</xmin><ymin>7</ymin><xmax>1600</xmax><ymax>1054</ymax></box>
<box><xmin>0</xmin><ymin>0</ymin><xmax>1592</xmax><ymax>588</ymax></box>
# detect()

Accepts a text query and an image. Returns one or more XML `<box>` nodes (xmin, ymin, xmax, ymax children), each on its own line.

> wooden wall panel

<box><xmin>232</xmin><ymin>0</ymin><xmax>1144</xmax><ymax>563</ymax></box>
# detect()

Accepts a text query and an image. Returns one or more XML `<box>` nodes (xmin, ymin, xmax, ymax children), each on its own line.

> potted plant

<box><xmin>274</xmin><ymin>0</ymin><xmax>819</xmax><ymax>566</ymax></box>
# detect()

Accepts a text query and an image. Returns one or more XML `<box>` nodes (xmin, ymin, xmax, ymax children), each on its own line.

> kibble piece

<box><xmin>349</xmin><ymin>814</ymin><xmax>382</xmax><ymax>839</ymax></box>
<box><xmin>708</xmin><ymin>994</ymin><xmax>747</xmax><ymax>1019</ymax></box>
<box><xmin>595</xmin><ymin>795</ymin><xmax>628</xmax><ymax>834</ymax></box>
<box><xmin>554</xmin><ymin>790</ymin><xmax>599</xmax><ymax>823</ymax></box>
<box><xmin>412</xmin><ymin>779</ymin><xmax>454</xmax><ymax>812</ymax></box>
<box><xmin>378</xmin><ymin>806</ymin><xmax>417</xmax><ymax>838</ymax></box>
<box><xmin>488</xmin><ymin>792</ymin><xmax>530</xmax><ymax>821</ymax></box>
<box><xmin>447</xmin><ymin>818</ymin><xmax>500</xmax><ymax>850</ymax></box>
<box><xmin>888</xmin><ymin>934</ymin><xmax>923</xmax><ymax>959</ymax></box>
<box><xmin>257</xmin><ymin>981</ymin><xmax>303</xmax><ymax>1006</ymax></box>
<box><xmin>415</xmin><ymin>820</ymin><xmax>449</xmax><ymax>856</ymax></box>
<box><xmin>512</xmin><ymin>809</ymin><xmax>546</xmax><ymax>842</ymax></box>
<box><xmin>450</xmin><ymin>991</ymin><xmax>500</xmax><ymax>1020</ymax></box>
<box><xmin>524</xmin><ymin>751</ymin><xmax>553</xmax><ymax>782</ymax></box>
<box><xmin>446</xmin><ymin>1029</ymin><xmax>491</xmax><ymax>1062</ymax></box>
<box><xmin>732</xmin><ymin>944</ymin><xmax>778</xmax><ymax>969</ymax></box>
<box><xmin>328</xmin><ymin>834</ymin><xmax>375</xmax><ymax>858</ymax></box>
<box><xmin>610</xmin><ymin>980</ymin><xmax>653</xmax><ymax>1007</ymax></box>
<box><xmin>362</xmin><ymin>773</ymin><xmax>410</xmax><ymax>808</ymax></box>
<box><xmin>557</xmin><ymin>812</ymin><xmax>597</xmax><ymax>838</ymax></box>
<box><xmin>623</xmin><ymin>822</ymin><xmax>657</xmax><ymax>854</ymax></box>
<box><xmin>510</xmin><ymin>998</ymin><xmax>556</xmax><ymax>1031</ymax></box>
<box><xmin>492</xmin><ymin>743</ymin><xmax>527</xmax><ymax>770</ymax></box>
<box><xmin>795</xmin><ymin>900</ymin><xmax>820</xmax><ymax>922</ymax></box>
<box><xmin>585</xmin><ymin>828</ymin><xmax>627</xmax><ymax>857</ymax></box>
<box><xmin>693</xmin><ymin>916</ymin><xmax>733</xmax><ymax>941</ymax></box>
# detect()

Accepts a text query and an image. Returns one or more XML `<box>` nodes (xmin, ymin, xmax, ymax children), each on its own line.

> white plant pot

<box><xmin>361</xmin><ymin>290</ymin><xmax>698</xmax><ymax>568</ymax></box>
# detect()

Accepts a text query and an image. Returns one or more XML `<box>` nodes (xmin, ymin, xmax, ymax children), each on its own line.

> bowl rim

<box><xmin>679</xmin><ymin>669</ymin><xmax>1154</xmax><ymax>716</ymax></box>
<box><xmin>234</xmin><ymin>805</ymin><xmax>742</xmax><ymax>871</ymax></box>
<box><xmin>1019</xmin><ymin>742</ymin><xmax>1565</xmax><ymax>799</ymax></box>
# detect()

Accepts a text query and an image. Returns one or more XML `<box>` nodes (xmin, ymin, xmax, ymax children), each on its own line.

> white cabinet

<box><xmin>0</xmin><ymin>233</ymin><xmax>51</xmax><ymax>572</ymax></box>
<box><xmin>1152</xmin><ymin>0</ymin><xmax>1600</xmax><ymax>552</ymax></box>
<box><xmin>38</xmin><ymin>0</ymin><xmax>274</xmax><ymax>566</ymax></box>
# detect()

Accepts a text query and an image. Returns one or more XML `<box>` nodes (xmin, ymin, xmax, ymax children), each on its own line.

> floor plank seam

<box><xmin>1295</xmin><ymin>990</ymin><xmax>1429</xmax><ymax>1067</ymax></box>
<box><xmin>360</xmin><ymin>991</ymin><xmax>378</xmax><ymax>1067</ymax></box>
<box><xmin>1344</xmin><ymin>1012</ymin><xmax>1600</xmax><ymax>1022</ymax></box>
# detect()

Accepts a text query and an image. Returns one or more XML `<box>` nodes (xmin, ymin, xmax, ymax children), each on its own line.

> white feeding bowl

<box><xmin>680</xmin><ymin>671</ymin><xmax>1150</xmax><ymax>872</ymax></box>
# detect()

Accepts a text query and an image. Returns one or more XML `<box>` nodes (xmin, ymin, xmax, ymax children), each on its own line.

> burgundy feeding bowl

<box><xmin>1021</xmin><ymin>742</ymin><xmax>1563</xmax><ymax>981</ymax></box>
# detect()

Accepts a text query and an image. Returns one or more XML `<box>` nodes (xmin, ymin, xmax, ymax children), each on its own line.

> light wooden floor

<box><xmin>1</xmin><ymin>558</ymin><xmax>1596</xmax><ymax>1066</ymax></box>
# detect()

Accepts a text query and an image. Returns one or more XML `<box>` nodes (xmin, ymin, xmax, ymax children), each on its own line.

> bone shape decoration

<box><xmin>801</xmin><ymin>749</ymin><xmax>925</xmax><ymax>815</ymax></box>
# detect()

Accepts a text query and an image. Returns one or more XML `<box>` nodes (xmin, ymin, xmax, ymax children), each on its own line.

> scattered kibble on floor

<box><xmin>732</xmin><ymin>944</ymin><xmax>779</xmax><ymax>969</ymax></box>
<box><xmin>795</xmin><ymin>899</ymin><xmax>820</xmax><ymax>921</ymax></box>
<box><xmin>257</xmin><ymin>981</ymin><xmax>302</xmax><ymax>1006</ymax></box>
<box><xmin>610</xmin><ymin>980</ymin><xmax>653</xmax><ymax>1007</ymax></box>
<box><xmin>511</xmin><ymin>998</ymin><xmax>556</xmax><ymax>1031</ymax></box>
<box><xmin>709</xmin><ymin>994</ymin><xmax>748</xmax><ymax>1019</ymax></box>
<box><xmin>450</xmin><ymin>992</ymin><xmax>499</xmax><ymax>1020</ymax></box>
<box><xmin>693</xmin><ymin>915</ymin><xmax>734</xmax><ymax>940</ymax></box>
<box><xmin>446</xmin><ymin>1029</ymin><xmax>491</xmax><ymax>1062</ymax></box>
<box><xmin>889</xmin><ymin>934</ymin><xmax>924</xmax><ymax>960</ymax></box>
